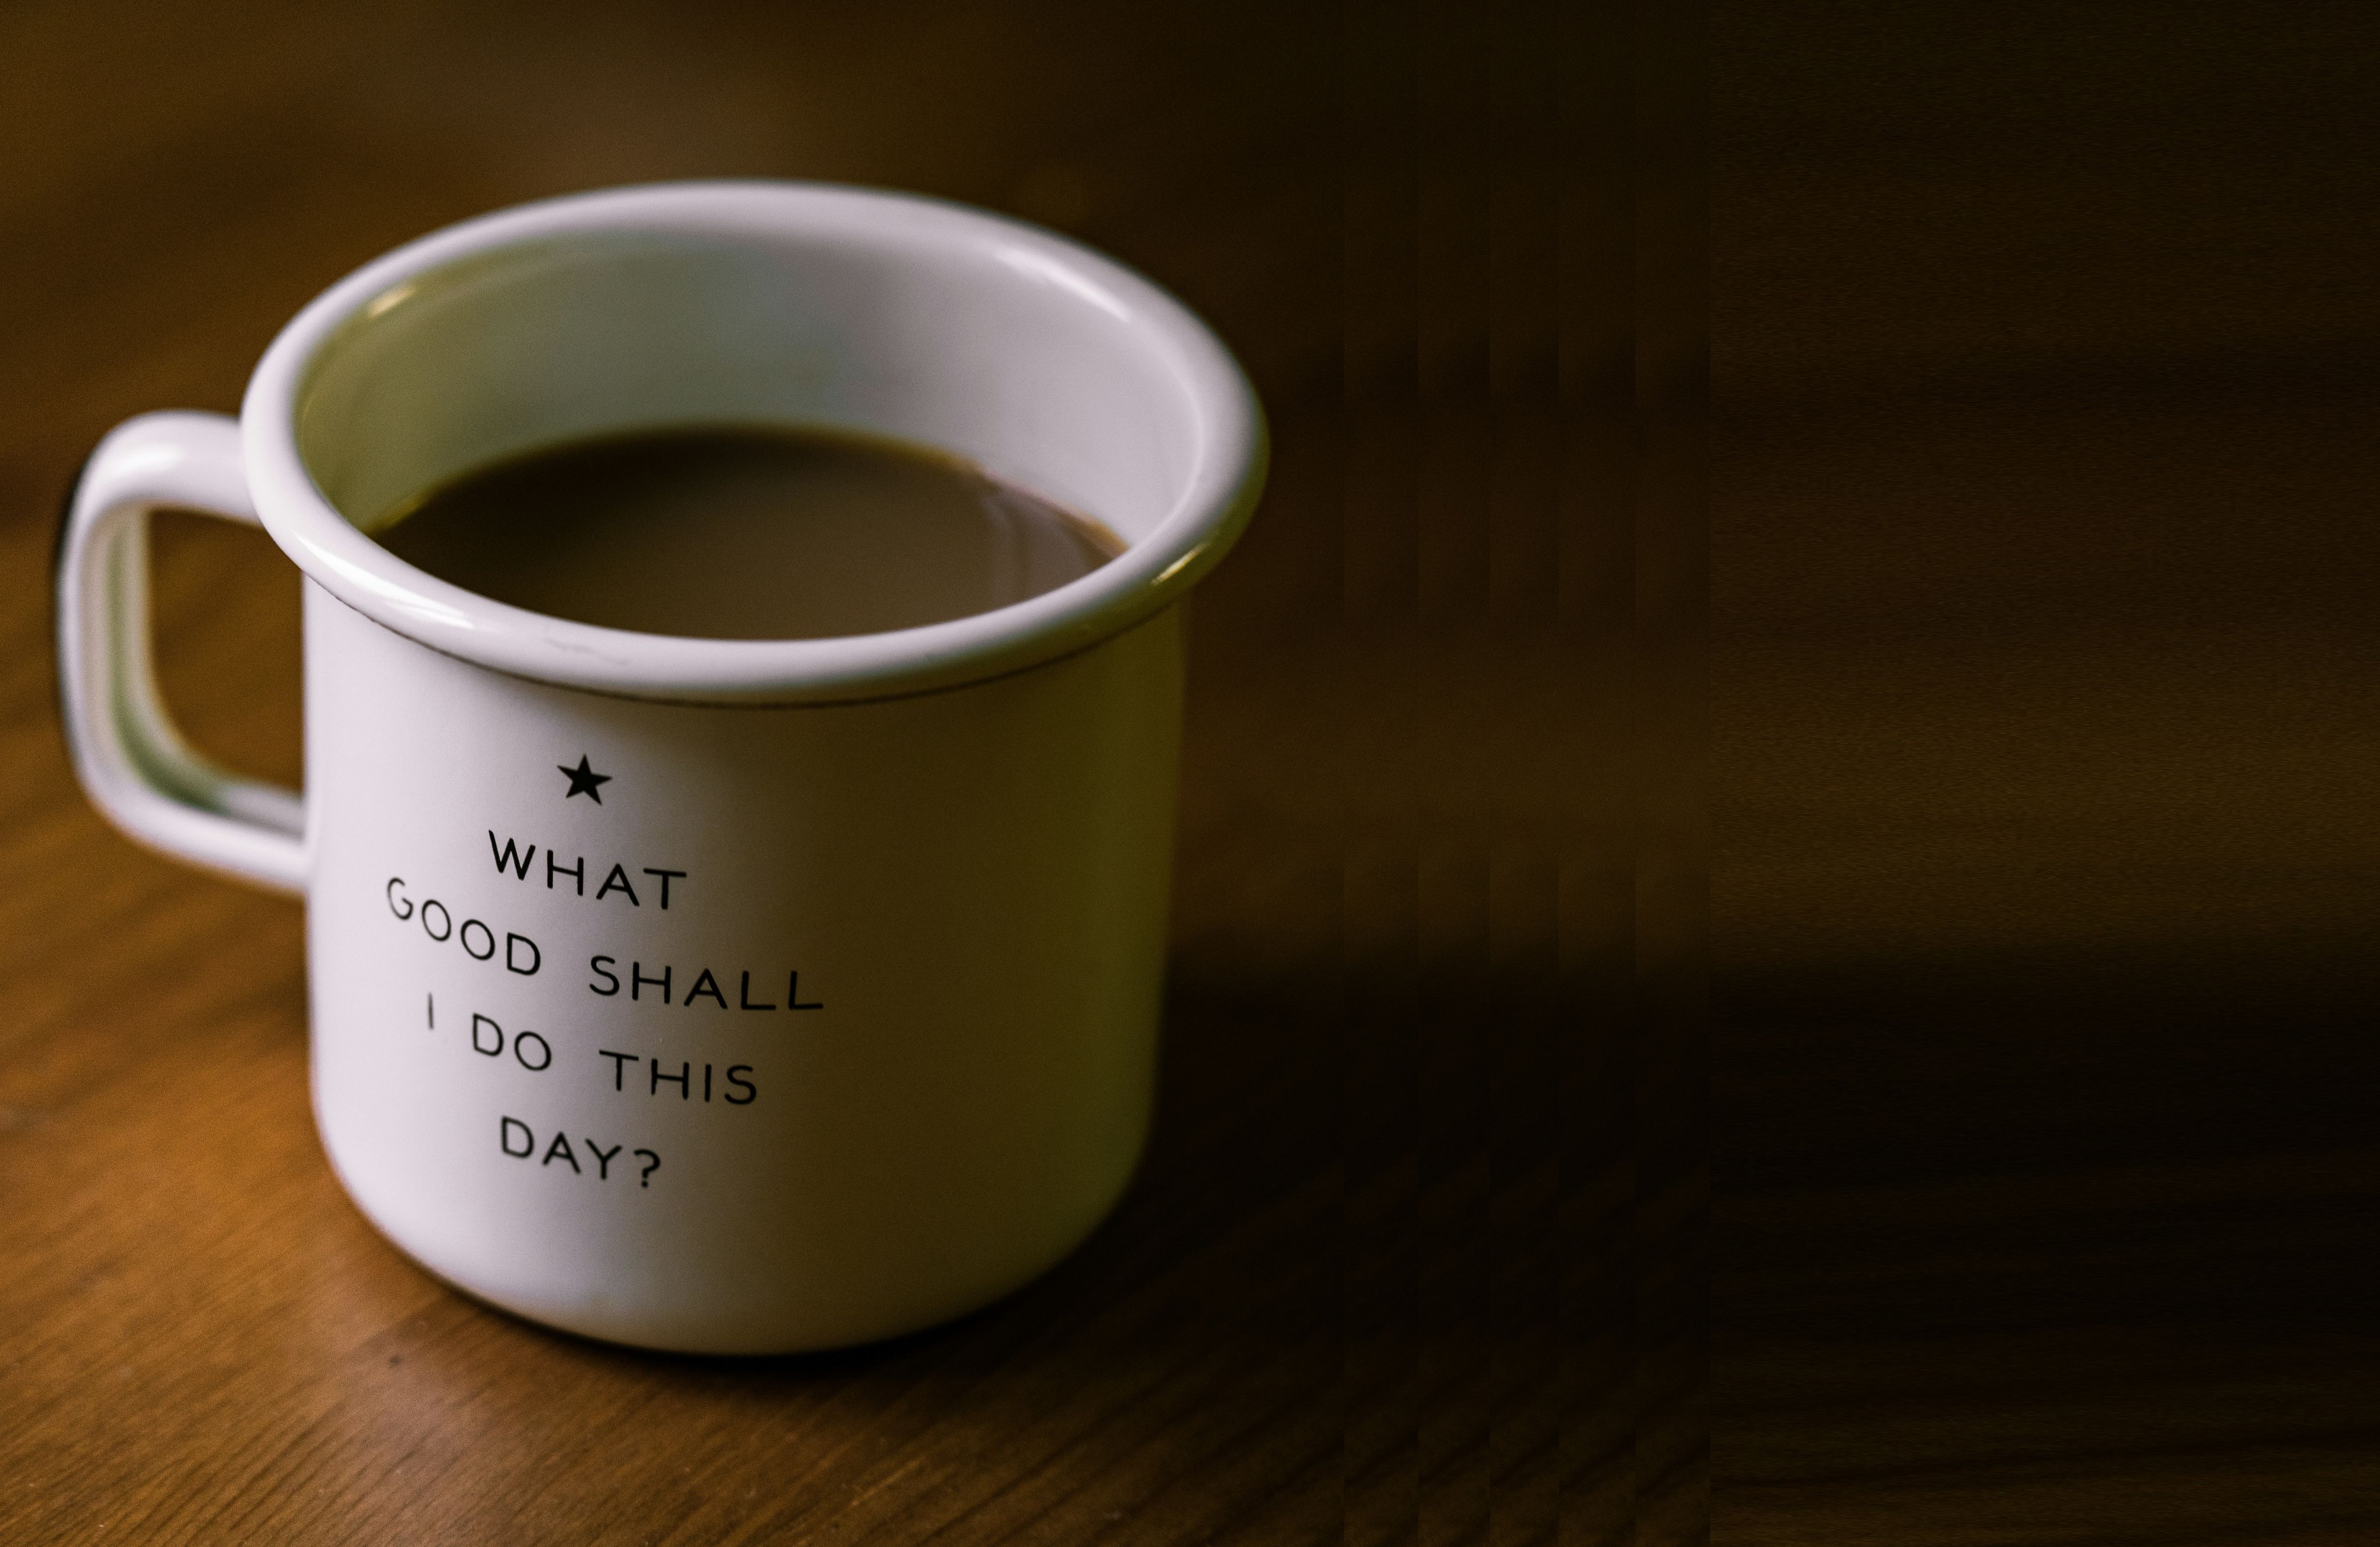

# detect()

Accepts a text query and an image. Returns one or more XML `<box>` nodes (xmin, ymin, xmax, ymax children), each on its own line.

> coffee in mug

<box><xmin>372</xmin><ymin>425</ymin><xmax>1125</xmax><ymax>640</ymax></box>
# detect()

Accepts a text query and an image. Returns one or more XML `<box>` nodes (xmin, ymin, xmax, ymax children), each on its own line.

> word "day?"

<box><xmin>589</xmin><ymin>957</ymin><xmax>823</xmax><ymax>1012</ymax></box>
<box><xmin>500</xmin><ymin>1116</ymin><xmax>659</xmax><ymax>1186</ymax></box>
<box><xmin>489</xmin><ymin>833</ymin><xmax>686</xmax><ymax>909</ymax></box>
<box><xmin>386</xmin><ymin>879</ymin><xmax>542</xmax><ymax>973</ymax></box>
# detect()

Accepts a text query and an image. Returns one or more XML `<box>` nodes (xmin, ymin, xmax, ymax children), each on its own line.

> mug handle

<box><xmin>55</xmin><ymin>411</ymin><xmax>308</xmax><ymax>896</ymax></box>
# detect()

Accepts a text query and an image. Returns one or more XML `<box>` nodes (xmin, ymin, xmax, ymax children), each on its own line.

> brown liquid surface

<box><xmin>370</xmin><ymin>425</ymin><xmax>1124</xmax><ymax>640</ymax></box>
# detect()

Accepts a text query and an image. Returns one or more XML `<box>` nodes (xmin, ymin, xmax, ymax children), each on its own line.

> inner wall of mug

<box><xmin>293</xmin><ymin>230</ymin><xmax>1200</xmax><ymax>545</ymax></box>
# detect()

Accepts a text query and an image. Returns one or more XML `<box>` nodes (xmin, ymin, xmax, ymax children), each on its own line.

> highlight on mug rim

<box><xmin>238</xmin><ymin>181</ymin><xmax>1268</xmax><ymax>706</ymax></box>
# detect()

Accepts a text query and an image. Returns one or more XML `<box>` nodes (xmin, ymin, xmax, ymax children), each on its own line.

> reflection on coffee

<box><xmin>370</xmin><ymin>425</ymin><xmax>1124</xmax><ymax>640</ymax></box>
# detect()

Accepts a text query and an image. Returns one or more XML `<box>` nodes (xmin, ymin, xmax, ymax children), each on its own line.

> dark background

<box><xmin>1</xmin><ymin>1</ymin><xmax>1654</xmax><ymax>1544</ymax></box>
<box><xmin>1721</xmin><ymin>2</ymin><xmax>2380</xmax><ymax>1540</ymax></box>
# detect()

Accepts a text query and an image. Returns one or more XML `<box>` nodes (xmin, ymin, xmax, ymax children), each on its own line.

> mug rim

<box><xmin>239</xmin><ymin>180</ymin><xmax>1266</xmax><ymax>706</ymax></box>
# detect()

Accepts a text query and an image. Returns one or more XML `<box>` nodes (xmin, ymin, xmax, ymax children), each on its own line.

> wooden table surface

<box><xmin>1721</xmin><ymin>2</ymin><xmax>2380</xmax><ymax>1542</ymax></box>
<box><xmin>0</xmin><ymin>2</ymin><xmax>1641</xmax><ymax>1544</ymax></box>
<box><xmin>21</xmin><ymin>0</ymin><xmax>2375</xmax><ymax>1542</ymax></box>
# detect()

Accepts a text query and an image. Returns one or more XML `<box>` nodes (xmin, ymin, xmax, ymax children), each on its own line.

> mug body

<box><xmin>211</xmin><ymin>182</ymin><xmax>1264</xmax><ymax>1353</ymax></box>
<box><xmin>305</xmin><ymin>586</ymin><xmax>1181</xmax><ymax>1352</ymax></box>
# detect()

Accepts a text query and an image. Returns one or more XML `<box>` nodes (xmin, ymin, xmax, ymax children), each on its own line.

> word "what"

<box><xmin>489</xmin><ymin>832</ymin><xmax>686</xmax><ymax>910</ymax></box>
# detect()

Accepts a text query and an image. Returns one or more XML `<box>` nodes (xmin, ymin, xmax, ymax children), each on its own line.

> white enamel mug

<box><xmin>55</xmin><ymin>182</ymin><xmax>1264</xmax><ymax>1354</ymax></box>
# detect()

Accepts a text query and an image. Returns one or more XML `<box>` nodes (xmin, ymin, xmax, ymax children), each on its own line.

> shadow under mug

<box><xmin>55</xmin><ymin>181</ymin><xmax>1266</xmax><ymax>1355</ymax></box>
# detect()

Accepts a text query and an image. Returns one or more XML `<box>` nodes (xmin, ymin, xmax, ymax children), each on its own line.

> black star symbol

<box><xmin>558</xmin><ymin>755</ymin><xmax>612</xmax><ymax>803</ymax></box>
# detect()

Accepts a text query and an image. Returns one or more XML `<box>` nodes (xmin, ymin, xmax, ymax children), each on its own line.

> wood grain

<box><xmin>0</xmin><ymin>1</ymin><xmax>1640</xmax><ymax>1544</ymax></box>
